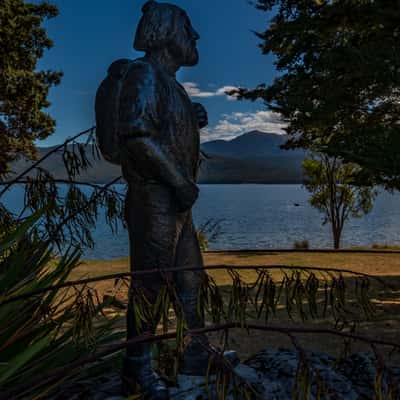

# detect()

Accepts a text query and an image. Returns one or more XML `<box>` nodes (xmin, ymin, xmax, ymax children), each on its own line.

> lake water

<box><xmin>2</xmin><ymin>184</ymin><xmax>399</xmax><ymax>259</ymax></box>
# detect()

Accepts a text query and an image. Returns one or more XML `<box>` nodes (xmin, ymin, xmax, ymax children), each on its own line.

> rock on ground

<box><xmin>54</xmin><ymin>347</ymin><xmax>400</xmax><ymax>399</ymax></box>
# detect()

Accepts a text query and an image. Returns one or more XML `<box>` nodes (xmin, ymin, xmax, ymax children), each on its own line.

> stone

<box><xmin>51</xmin><ymin>347</ymin><xmax>400</xmax><ymax>399</ymax></box>
<box><xmin>168</xmin><ymin>347</ymin><xmax>400</xmax><ymax>400</ymax></box>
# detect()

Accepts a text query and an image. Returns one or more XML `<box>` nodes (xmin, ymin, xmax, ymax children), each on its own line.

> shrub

<box><xmin>196</xmin><ymin>218</ymin><xmax>223</xmax><ymax>251</ymax></box>
<box><xmin>293</xmin><ymin>240</ymin><xmax>310</xmax><ymax>250</ymax></box>
<box><xmin>0</xmin><ymin>211</ymin><xmax>123</xmax><ymax>399</ymax></box>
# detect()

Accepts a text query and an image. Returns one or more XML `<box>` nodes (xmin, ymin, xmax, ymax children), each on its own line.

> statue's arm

<box><xmin>122</xmin><ymin>135</ymin><xmax>198</xmax><ymax>211</ymax></box>
<box><xmin>118</xmin><ymin>65</ymin><xmax>198</xmax><ymax>210</ymax></box>
<box><xmin>192</xmin><ymin>102</ymin><xmax>208</xmax><ymax>129</ymax></box>
<box><xmin>123</xmin><ymin>135</ymin><xmax>186</xmax><ymax>186</ymax></box>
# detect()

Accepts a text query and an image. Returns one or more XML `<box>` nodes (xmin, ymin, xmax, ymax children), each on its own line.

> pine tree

<box><xmin>0</xmin><ymin>0</ymin><xmax>62</xmax><ymax>176</ymax></box>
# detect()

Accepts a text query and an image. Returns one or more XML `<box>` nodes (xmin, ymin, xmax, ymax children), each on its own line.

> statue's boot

<box><xmin>179</xmin><ymin>335</ymin><xmax>239</xmax><ymax>376</ymax></box>
<box><xmin>122</xmin><ymin>346</ymin><xmax>169</xmax><ymax>399</ymax></box>
<box><xmin>123</xmin><ymin>286</ymin><xmax>169</xmax><ymax>399</ymax></box>
<box><xmin>173</xmin><ymin>219</ymin><xmax>239</xmax><ymax>376</ymax></box>
<box><xmin>177</xmin><ymin>292</ymin><xmax>239</xmax><ymax>376</ymax></box>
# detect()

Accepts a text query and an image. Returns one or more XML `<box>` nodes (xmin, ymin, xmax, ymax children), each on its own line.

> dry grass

<box><xmin>76</xmin><ymin>250</ymin><xmax>400</xmax><ymax>293</ymax></box>
<box><xmin>75</xmin><ymin>251</ymin><xmax>400</xmax><ymax>364</ymax></box>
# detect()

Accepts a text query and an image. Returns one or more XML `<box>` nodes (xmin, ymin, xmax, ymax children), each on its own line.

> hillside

<box><xmin>11</xmin><ymin>131</ymin><xmax>306</xmax><ymax>184</ymax></box>
<box><xmin>201</xmin><ymin>130</ymin><xmax>289</xmax><ymax>158</ymax></box>
<box><xmin>199</xmin><ymin>131</ymin><xmax>306</xmax><ymax>183</ymax></box>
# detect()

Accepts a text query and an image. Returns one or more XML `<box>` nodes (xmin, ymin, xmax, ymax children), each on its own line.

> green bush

<box><xmin>196</xmin><ymin>218</ymin><xmax>223</xmax><ymax>252</ymax></box>
<box><xmin>293</xmin><ymin>240</ymin><xmax>310</xmax><ymax>250</ymax></box>
<box><xmin>0</xmin><ymin>211</ymin><xmax>123</xmax><ymax>399</ymax></box>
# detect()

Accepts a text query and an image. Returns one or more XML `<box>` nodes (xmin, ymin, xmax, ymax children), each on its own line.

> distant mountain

<box><xmin>201</xmin><ymin>130</ymin><xmax>288</xmax><ymax>158</ymax></box>
<box><xmin>10</xmin><ymin>131</ymin><xmax>306</xmax><ymax>184</ymax></box>
<box><xmin>11</xmin><ymin>145</ymin><xmax>122</xmax><ymax>183</ymax></box>
<box><xmin>199</xmin><ymin>131</ymin><xmax>306</xmax><ymax>184</ymax></box>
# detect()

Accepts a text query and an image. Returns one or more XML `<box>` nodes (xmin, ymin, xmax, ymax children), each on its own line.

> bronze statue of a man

<box><xmin>97</xmin><ymin>1</ymin><xmax>212</xmax><ymax>398</ymax></box>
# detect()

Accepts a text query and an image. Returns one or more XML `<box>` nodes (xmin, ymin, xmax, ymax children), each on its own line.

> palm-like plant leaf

<box><xmin>0</xmin><ymin>213</ymin><xmax>123</xmax><ymax>399</ymax></box>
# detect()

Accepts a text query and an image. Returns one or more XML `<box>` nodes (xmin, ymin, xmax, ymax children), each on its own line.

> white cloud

<box><xmin>182</xmin><ymin>82</ymin><xmax>215</xmax><ymax>98</ymax></box>
<box><xmin>181</xmin><ymin>82</ymin><xmax>286</xmax><ymax>141</ymax></box>
<box><xmin>182</xmin><ymin>82</ymin><xmax>239</xmax><ymax>100</ymax></box>
<box><xmin>200</xmin><ymin>110</ymin><xmax>287</xmax><ymax>142</ymax></box>
<box><xmin>215</xmin><ymin>86</ymin><xmax>240</xmax><ymax>100</ymax></box>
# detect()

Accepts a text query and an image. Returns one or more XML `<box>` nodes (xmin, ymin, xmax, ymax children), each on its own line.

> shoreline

<box><xmin>81</xmin><ymin>246</ymin><xmax>400</xmax><ymax>263</ymax></box>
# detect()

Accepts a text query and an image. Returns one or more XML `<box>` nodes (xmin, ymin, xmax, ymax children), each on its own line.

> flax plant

<box><xmin>0</xmin><ymin>211</ymin><xmax>124</xmax><ymax>399</ymax></box>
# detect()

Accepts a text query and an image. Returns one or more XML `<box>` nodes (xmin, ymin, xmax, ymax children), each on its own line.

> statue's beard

<box><xmin>171</xmin><ymin>39</ymin><xmax>199</xmax><ymax>67</ymax></box>
<box><xmin>183</xmin><ymin>47</ymin><xmax>198</xmax><ymax>66</ymax></box>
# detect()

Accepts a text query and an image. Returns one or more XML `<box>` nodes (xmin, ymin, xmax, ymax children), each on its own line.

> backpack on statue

<box><xmin>95</xmin><ymin>59</ymin><xmax>133</xmax><ymax>165</ymax></box>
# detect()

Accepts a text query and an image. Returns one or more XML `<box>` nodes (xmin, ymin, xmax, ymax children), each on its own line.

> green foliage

<box><xmin>122</xmin><ymin>264</ymin><xmax>379</xmax><ymax>398</ymax></box>
<box><xmin>0</xmin><ymin>2</ymin><xmax>122</xmax><ymax>251</ymax></box>
<box><xmin>0</xmin><ymin>212</ymin><xmax>124</xmax><ymax>399</ymax></box>
<box><xmin>0</xmin><ymin>4</ymin><xmax>123</xmax><ymax>249</ymax></box>
<box><xmin>293</xmin><ymin>239</ymin><xmax>310</xmax><ymax>250</ymax></box>
<box><xmin>197</xmin><ymin>230</ymin><xmax>209</xmax><ymax>251</ymax></box>
<box><xmin>239</xmin><ymin>0</ymin><xmax>400</xmax><ymax>189</ymax></box>
<box><xmin>197</xmin><ymin>219</ymin><xmax>223</xmax><ymax>251</ymax></box>
<box><xmin>372</xmin><ymin>243</ymin><xmax>400</xmax><ymax>250</ymax></box>
<box><xmin>303</xmin><ymin>154</ymin><xmax>376</xmax><ymax>248</ymax></box>
<box><xmin>0</xmin><ymin>0</ymin><xmax>62</xmax><ymax>177</ymax></box>
<box><xmin>0</xmin><ymin>128</ymin><xmax>124</xmax><ymax>249</ymax></box>
<box><xmin>131</xmin><ymin>265</ymin><xmax>380</xmax><ymax>398</ymax></box>
<box><xmin>0</xmin><ymin>3</ymin><xmax>125</xmax><ymax>392</ymax></box>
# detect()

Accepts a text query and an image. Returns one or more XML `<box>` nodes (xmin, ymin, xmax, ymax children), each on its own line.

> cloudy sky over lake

<box><xmin>37</xmin><ymin>0</ymin><xmax>283</xmax><ymax>145</ymax></box>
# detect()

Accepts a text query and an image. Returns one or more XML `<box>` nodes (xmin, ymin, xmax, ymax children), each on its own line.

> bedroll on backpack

<box><xmin>95</xmin><ymin>59</ymin><xmax>133</xmax><ymax>165</ymax></box>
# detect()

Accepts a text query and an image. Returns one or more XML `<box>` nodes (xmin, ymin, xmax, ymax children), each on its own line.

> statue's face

<box><xmin>170</xmin><ymin>13</ymin><xmax>200</xmax><ymax>67</ymax></box>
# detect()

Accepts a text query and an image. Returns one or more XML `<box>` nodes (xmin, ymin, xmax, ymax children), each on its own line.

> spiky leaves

<box><xmin>0</xmin><ymin>214</ymin><xmax>124</xmax><ymax>399</ymax></box>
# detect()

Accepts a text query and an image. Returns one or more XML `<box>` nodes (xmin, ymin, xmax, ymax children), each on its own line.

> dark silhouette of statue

<box><xmin>96</xmin><ymin>1</ymin><xmax>218</xmax><ymax>398</ymax></box>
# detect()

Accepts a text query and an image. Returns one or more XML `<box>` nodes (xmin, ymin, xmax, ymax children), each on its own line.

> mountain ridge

<box><xmin>11</xmin><ymin>131</ymin><xmax>305</xmax><ymax>184</ymax></box>
<box><xmin>199</xmin><ymin>131</ymin><xmax>305</xmax><ymax>183</ymax></box>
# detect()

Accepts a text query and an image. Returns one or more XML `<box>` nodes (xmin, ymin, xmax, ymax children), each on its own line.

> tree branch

<box><xmin>0</xmin><ymin>178</ymin><xmax>124</xmax><ymax>198</ymax></box>
<box><xmin>0</xmin><ymin>264</ymin><xmax>393</xmax><ymax>307</ymax></box>
<box><xmin>0</xmin><ymin>126</ymin><xmax>96</xmax><ymax>198</ymax></box>
<box><xmin>43</xmin><ymin>176</ymin><xmax>122</xmax><ymax>246</ymax></box>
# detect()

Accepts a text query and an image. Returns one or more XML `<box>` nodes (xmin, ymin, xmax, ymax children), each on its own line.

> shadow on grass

<box><xmin>97</xmin><ymin>271</ymin><xmax>400</xmax><ymax>366</ymax></box>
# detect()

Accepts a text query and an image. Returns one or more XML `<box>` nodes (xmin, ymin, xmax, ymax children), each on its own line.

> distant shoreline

<box><xmin>81</xmin><ymin>247</ymin><xmax>400</xmax><ymax>262</ymax></box>
<box><xmin>197</xmin><ymin>181</ymin><xmax>304</xmax><ymax>185</ymax></box>
<box><xmin>39</xmin><ymin>180</ymin><xmax>305</xmax><ymax>185</ymax></box>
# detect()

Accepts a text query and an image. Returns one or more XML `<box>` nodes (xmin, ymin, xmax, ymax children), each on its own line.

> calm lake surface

<box><xmin>3</xmin><ymin>184</ymin><xmax>399</xmax><ymax>259</ymax></box>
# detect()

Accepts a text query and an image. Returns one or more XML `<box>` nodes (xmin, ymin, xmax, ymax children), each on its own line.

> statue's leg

<box><xmin>173</xmin><ymin>215</ymin><xmax>211</xmax><ymax>375</ymax></box>
<box><xmin>174</xmin><ymin>215</ymin><xmax>240</xmax><ymax>375</ymax></box>
<box><xmin>123</xmin><ymin>183</ymin><xmax>181</xmax><ymax>399</ymax></box>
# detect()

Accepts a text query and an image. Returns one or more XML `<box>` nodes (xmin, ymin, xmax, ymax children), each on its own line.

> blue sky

<box><xmin>37</xmin><ymin>0</ymin><xmax>284</xmax><ymax>146</ymax></box>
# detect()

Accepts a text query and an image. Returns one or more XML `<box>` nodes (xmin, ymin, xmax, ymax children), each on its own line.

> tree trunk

<box><xmin>332</xmin><ymin>226</ymin><xmax>341</xmax><ymax>249</ymax></box>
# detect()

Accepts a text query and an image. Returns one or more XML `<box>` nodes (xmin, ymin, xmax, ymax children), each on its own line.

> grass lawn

<box><xmin>75</xmin><ymin>250</ymin><xmax>400</xmax><ymax>364</ymax></box>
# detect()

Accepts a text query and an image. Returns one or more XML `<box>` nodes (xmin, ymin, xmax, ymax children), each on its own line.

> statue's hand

<box><xmin>192</xmin><ymin>102</ymin><xmax>208</xmax><ymax>129</ymax></box>
<box><xmin>175</xmin><ymin>180</ymin><xmax>199</xmax><ymax>212</ymax></box>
